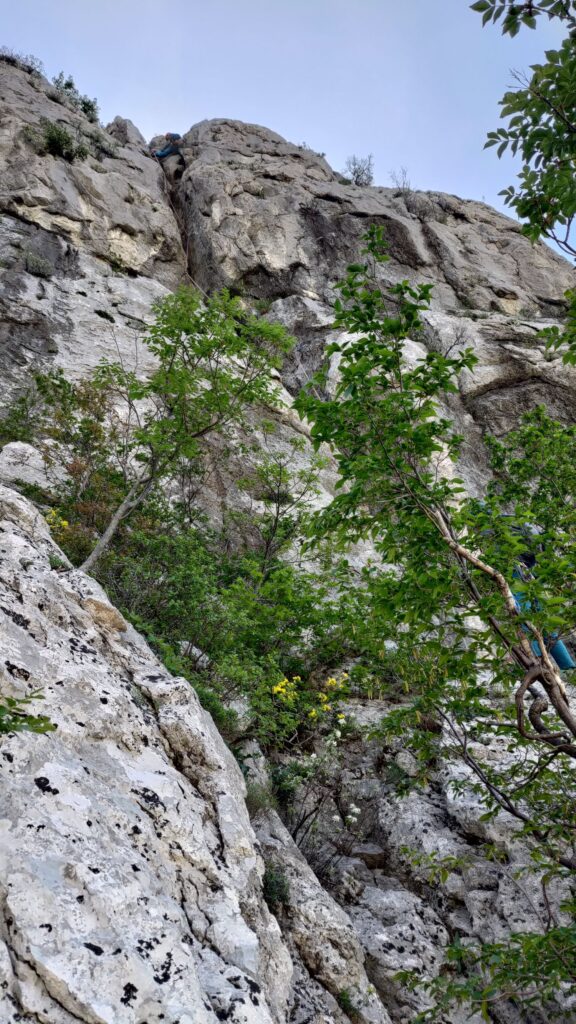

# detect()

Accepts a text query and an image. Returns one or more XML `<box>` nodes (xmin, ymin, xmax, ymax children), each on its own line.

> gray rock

<box><xmin>1</xmin><ymin>57</ymin><xmax>575</xmax><ymax>1024</ymax></box>
<box><xmin>0</xmin><ymin>486</ymin><xmax>292</xmax><ymax>1023</ymax></box>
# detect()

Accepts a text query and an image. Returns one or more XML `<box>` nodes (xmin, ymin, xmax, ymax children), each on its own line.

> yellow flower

<box><xmin>308</xmin><ymin>708</ymin><xmax>318</xmax><ymax>719</ymax></box>
<box><xmin>337</xmin><ymin>713</ymin><xmax>346</xmax><ymax>721</ymax></box>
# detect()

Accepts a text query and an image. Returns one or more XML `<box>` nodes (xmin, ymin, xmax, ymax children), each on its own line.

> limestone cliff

<box><xmin>0</xmin><ymin>58</ymin><xmax>575</xmax><ymax>1024</ymax></box>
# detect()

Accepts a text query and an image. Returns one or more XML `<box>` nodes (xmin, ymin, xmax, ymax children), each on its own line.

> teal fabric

<box><xmin>513</xmin><ymin>588</ymin><xmax>576</xmax><ymax>670</ymax></box>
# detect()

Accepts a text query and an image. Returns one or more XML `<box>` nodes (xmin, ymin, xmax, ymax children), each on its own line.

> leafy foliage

<box><xmin>471</xmin><ymin>1</ymin><xmax>576</xmax><ymax>36</ymax></box>
<box><xmin>29</xmin><ymin>286</ymin><xmax>293</xmax><ymax>574</ymax></box>
<box><xmin>0</xmin><ymin>288</ymin><xmax>365</xmax><ymax>747</ymax></box>
<box><xmin>262</xmin><ymin>862</ymin><xmax>290</xmax><ymax>912</ymax></box>
<box><xmin>23</xmin><ymin>118</ymin><xmax>88</xmax><ymax>162</ymax></box>
<box><xmin>0</xmin><ymin>692</ymin><xmax>56</xmax><ymax>735</ymax></box>
<box><xmin>51</xmin><ymin>71</ymin><xmax>99</xmax><ymax>123</ymax></box>
<box><xmin>297</xmin><ymin>226</ymin><xmax>576</xmax><ymax>1018</ymax></box>
<box><xmin>336</xmin><ymin>988</ymin><xmax>361</xmax><ymax>1022</ymax></box>
<box><xmin>472</xmin><ymin>0</ymin><xmax>576</xmax><ymax>360</ymax></box>
<box><xmin>483</xmin><ymin>39</ymin><xmax>576</xmax><ymax>257</ymax></box>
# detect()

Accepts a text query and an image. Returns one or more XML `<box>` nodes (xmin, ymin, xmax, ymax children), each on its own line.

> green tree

<box><xmin>472</xmin><ymin>0</ymin><xmax>576</xmax><ymax>357</ymax></box>
<box><xmin>24</xmin><ymin>287</ymin><xmax>291</xmax><ymax>574</ymax></box>
<box><xmin>296</xmin><ymin>227</ymin><xmax>576</xmax><ymax>1019</ymax></box>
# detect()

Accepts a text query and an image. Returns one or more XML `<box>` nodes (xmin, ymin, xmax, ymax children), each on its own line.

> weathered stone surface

<box><xmin>256</xmin><ymin>810</ymin><xmax>393</xmax><ymax>1024</ymax></box>
<box><xmin>0</xmin><ymin>440</ymin><xmax>67</xmax><ymax>492</ymax></box>
<box><xmin>0</xmin><ymin>486</ymin><xmax>292</xmax><ymax>1023</ymax></box>
<box><xmin>316</xmin><ymin>706</ymin><xmax>573</xmax><ymax>1024</ymax></box>
<box><xmin>172</xmin><ymin>118</ymin><xmax>575</xmax><ymax>494</ymax></box>
<box><xmin>0</xmin><ymin>62</ymin><xmax>185</xmax><ymax>392</ymax></box>
<box><xmin>176</xmin><ymin>119</ymin><xmax>573</xmax><ymax>314</ymax></box>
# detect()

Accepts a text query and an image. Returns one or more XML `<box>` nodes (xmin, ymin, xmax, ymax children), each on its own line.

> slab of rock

<box><xmin>0</xmin><ymin>485</ymin><xmax>292</xmax><ymax>1023</ymax></box>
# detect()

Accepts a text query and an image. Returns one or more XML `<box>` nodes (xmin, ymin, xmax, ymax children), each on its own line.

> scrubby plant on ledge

<box><xmin>0</xmin><ymin>47</ymin><xmax>43</xmax><ymax>75</ymax></box>
<box><xmin>50</xmin><ymin>71</ymin><xmax>99</xmax><ymax>123</ymax></box>
<box><xmin>23</xmin><ymin>119</ymin><xmax>89</xmax><ymax>162</ymax></box>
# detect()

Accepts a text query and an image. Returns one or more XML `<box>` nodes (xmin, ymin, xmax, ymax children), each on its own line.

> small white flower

<box><xmin>332</xmin><ymin>814</ymin><xmax>340</xmax><ymax>822</ymax></box>
<box><xmin>309</xmin><ymin>753</ymin><xmax>317</xmax><ymax>760</ymax></box>
<box><xmin>334</xmin><ymin>729</ymin><xmax>342</xmax><ymax>739</ymax></box>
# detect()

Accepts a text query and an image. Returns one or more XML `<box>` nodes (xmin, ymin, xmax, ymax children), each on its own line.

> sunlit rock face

<box><xmin>173</xmin><ymin>117</ymin><xmax>575</xmax><ymax>493</ymax></box>
<box><xmin>0</xmin><ymin>64</ymin><xmax>185</xmax><ymax>394</ymax></box>
<box><xmin>0</xmin><ymin>486</ymin><xmax>292</xmax><ymax>1024</ymax></box>
<box><xmin>0</xmin><ymin>58</ymin><xmax>575</xmax><ymax>1024</ymax></box>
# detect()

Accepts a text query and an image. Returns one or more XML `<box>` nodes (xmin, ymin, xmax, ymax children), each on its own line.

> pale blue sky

<box><xmin>2</xmin><ymin>0</ymin><xmax>563</xmax><ymax>213</ymax></box>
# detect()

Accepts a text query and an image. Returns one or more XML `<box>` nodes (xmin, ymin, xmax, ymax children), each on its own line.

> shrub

<box><xmin>0</xmin><ymin>391</ymin><xmax>42</xmax><ymax>447</ymax></box>
<box><xmin>337</xmin><ymin>989</ymin><xmax>361</xmax><ymax>1022</ymax></box>
<box><xmin>253</xmin><ymin>298</ymin><xmax>273</xmax><ymax>316</ymax></box>
<box><xmin>51</xmin><ymin>72</ymin><xmax>99</xmax><ymax>123</ymax></box>
<box><xmin>41</xmin><ymin>120</ymin><xmax>77</xmax><ymax>160</ymax></box>
<box><xmin>245</xmin><ymin>780</ymin><xmax>278</xmax><ymax>818</ymax></box>
<box><xmin>0</xmin><ymin>47</ymin><xmax>43</xmax><ymax>75</ymax></box>
<box><xmin>85</xmin><ymin>129</ymin><xmax>118</xmax><ymax>161</ymax></box>
<box><xmin>262</xmin><ymin>862</ymin><xmax>290</xmax><ymax>912</ymax></box>
<box><xmin>25</xmin><ymin>251</ymin><xmax>54</xmax><ymax>279</ymax></box>
<box><xmin>24</xmin><ymin>119</ymin><xmax>88</xmax><ymax>163</ymax></box>
<box><xmin>300</xmin><ymin>141</ymin><xmax>327</xmax><ymax>159</ymax></box>
<box><xmin>343</xmin><ymin>153</ymin><xmax>374</xmax><ymax>186</ymax></box>
<box><xmin>389</xmin><ymin>165</ymin><xmax>412</xmax><ymax>194</ymax></box>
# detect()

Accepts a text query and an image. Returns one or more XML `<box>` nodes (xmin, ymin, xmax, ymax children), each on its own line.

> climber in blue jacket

<box><xmin>152</xmin><ymin>133</ymin><xmax>182</xmax><ymax>159</ymax></box>
<box><xmin>511</xmin><ymin>526</ymin><xmax>576</xmax><ymax>671</ymax></box>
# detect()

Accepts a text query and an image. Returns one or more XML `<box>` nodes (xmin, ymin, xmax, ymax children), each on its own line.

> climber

<box><xmin>152</xmin><ymin>132</ymin><xmax>182</xmax><ymax>159</ymax></box>
<box><xmin>510</xmin><ymin>523</ymin><xmax>576</xmax><ymax>671</ymax></box>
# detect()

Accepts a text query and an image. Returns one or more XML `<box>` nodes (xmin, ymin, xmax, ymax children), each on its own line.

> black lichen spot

<box><xmin>5</xmin><ymin>661</ymin><xmax>30</xmax><ymax>680</ymax></box>
<box><xmin>34</xmin><ymin>777</ymin><xmax>59</xmax><ymax>795</ymax></box>
<box><xmin>84</xmin><ymin>942</ymin><xmax>104</xmax><ymax>956</ymax></box>
<box><xmin>1</xmin><ymin>607</ymin><xmax>31</xmax><ymax>630</ymax></box>
<box><xmin>132</xmin><ymin>787</ymin><xmax>166</xmax><ymax>811</ymax></box>
<box><xmin>39</xmin><ymin>923</ymin><xmax>52</xmax><ymax>931</ymax></box>
<box><xmin>247</xmin><ymin>978</ymin><xmax>261</xmax><ymax>1005</ymax></box>
<box><xmin>120</xmin><ymin>982</ymin><xmax>138</xmax><ymax>1006</ymax></box>
<box><xmin>88</xmin><ymin>866</ymin><xmax>100</xmax><ymax>874</ymax></box>
<box><xmin>153</xmin><ymin>952</ymin><xmax>173</xmax><ymax>985</ymax></box>
<box><xmin>76</xmin><ymin>895</ymin><xmax>85</xmax><ymax>903</ymax></box>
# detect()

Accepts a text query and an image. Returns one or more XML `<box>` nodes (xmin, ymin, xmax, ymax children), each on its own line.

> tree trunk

<box><xmin>78</xmin><ymin>476</ymin><xmax>155</xmax><ymax>575</ymax></box>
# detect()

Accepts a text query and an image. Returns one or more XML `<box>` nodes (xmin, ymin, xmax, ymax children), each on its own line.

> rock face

<box><xmin>0</xmin><ymin>486</ymin><xmax>291</xmax><ymax>1024</ymax></box>
<box><xmin>174</xmin><ymin>119</ymin><xmax>576</xmax><ymax>492</ymax></box>
<box><xmin>0</xmin><ymin>57</ymin><xmax>575</xmax><ymax>1024</ymax></box>
<box><xmin>0</xmin><ymin>63</ymin><xmax>185</xmax><ymax>392</ymax></box>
